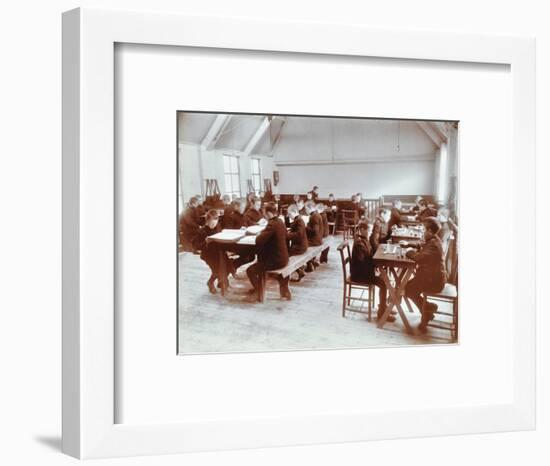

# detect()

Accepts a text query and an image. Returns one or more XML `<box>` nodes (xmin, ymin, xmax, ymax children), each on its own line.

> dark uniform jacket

<box><xmin>221</xmin><ymin>205</ymin><xmax>233</xmax><ymax>228</ymax></box>
<box><xmin>406</xmin><ymin>236</ymin><xmax>447</xmax><ymax>290</ymax></box>
<box><xmin>387</xmin><ymin>207</ymin><xmax>402</xmax><ymax>234</ymax></box>
<box><xmin>350</xmin><ymin>234</ymin><xmax>377</xmax><ymax>283</ymax></box>
<box><xmin>255</xmin><ymin>217</ymin><xmax>289</xmax><ymax>270</ymax></box>
<box><xmin>306</xmin><ymin>211</ymin><xmax>323</xmax><ymax>246</ymax></box>
<box><xmin>179</xmin><ymin>206</ymin><xmax>201</xmax><ymax>250</ymax></box>
<box><xmin>370</xmin><ymin>216</ymin><xmax>388</xmax><ymax>251</ymax></box>
<box><xmin>193</xmin><ymin>223</ymin><xmax>222</xmax><ymax>265</ymax></box>
<box><xmin>225</xmin><ymin>211</ymin><xmax>245</xmax><ymax>229</ymax></box>
<box><xmin>326</xmin><ymin>200</ymin><xmax>337</xmax><ymax>222</ymax></box>
<box><xmin>287</xmin><ymin>216</ymin><xmax>308</xmax><ymax>255</ymax></box>
<box><xmin>417</xmin><ymin>207</ymin><xmax>438</xmax><ymax>222</ymax></box>
<box><xmin>320</xmin><ymin>211</ymin><xmax>329</xmax><ymax>238</ymax></box>
<box><xmin>244</xmin><ymin>208</ymin><xmax>263</xmax><ymax>226</ymax></box>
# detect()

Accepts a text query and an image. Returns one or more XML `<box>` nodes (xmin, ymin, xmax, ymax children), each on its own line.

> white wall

<box><xmin>273</xmin><ymin>119</ymin><xmax>437</xmax><ymax>198</ymax></box>
<box><xmin>276</xmin><ymin>160</ymin><xmax>435</xmax><ymax>198</ymax></box>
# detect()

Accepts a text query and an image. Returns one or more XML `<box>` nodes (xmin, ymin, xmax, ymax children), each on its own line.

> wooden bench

<box><xmin>257</xmin><ymin>243</ymin><xmax>330</xmax><ymax>302</ymax></box>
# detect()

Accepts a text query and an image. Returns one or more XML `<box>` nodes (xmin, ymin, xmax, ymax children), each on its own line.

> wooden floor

<box><xmin>178</xmin><ymin>235</ymin><xmax>455</xmax><ymax>354</ymax></box>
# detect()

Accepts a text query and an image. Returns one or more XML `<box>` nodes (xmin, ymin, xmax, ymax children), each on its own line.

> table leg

<box><xmin>218</xmin><ymin>247</ymin><xmax>227</xmax><ymax>296</ymax></box>
<box><xmin>377</xmin><ymin>266</ymin><xmax>414</xmax><ymax>334</ymax></box>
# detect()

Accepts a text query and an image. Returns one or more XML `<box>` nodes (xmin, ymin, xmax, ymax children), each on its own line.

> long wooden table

<box><xmin>372</xmin><ymin>243</ymin><xmax>416</xmax><ymax>333</ymax></box>
<box><xmin>207</xmin><ymin>228</ymin><xmax>262</xmax><ymax>296</ymax></box>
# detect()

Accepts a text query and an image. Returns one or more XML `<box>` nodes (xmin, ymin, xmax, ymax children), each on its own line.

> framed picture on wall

<box><xmin>62</xmin><ymin>8</ymin><xmax>535</xmax><ymax>459</ymax></box>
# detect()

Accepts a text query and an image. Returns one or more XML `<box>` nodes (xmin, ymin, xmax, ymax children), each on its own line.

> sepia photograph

<box><xmin>178</xmin><ymin>112</ymin><xmax>459</xmax><ymax>354</ymax></box>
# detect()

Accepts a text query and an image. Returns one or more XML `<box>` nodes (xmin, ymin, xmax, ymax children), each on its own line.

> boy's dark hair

<box><xmin>357</xmin><ymin>219</ymin><xmax>371</xmax><ymax>231</ymax></box>
<box><xmin>205</xmin><ymin>209</ymin><xmax>219</xmax><ymax>221</ymax></box>
<box><xmin>424</xmin><ymin>217</ymin><xmax>441</xmax><ymax>234</ymax></box>
<box><xmin>264</xmin><ymin>202</ymin><xmax>278</xmax><ymax>215</ymax></box>
<box><xmin>418</xmin><ymin>199</ymin><xmax>428</xmax><ymax>207</ymax></box>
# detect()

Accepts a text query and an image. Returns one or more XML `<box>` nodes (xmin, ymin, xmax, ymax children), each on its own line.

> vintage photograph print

<box><xmin>178</xmin><ymin>112</ymin><xmax>459</xmax><ymax>354</ymax></box>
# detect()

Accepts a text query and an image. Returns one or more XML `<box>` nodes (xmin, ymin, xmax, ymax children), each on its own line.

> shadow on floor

<box><xmin>34</xmin><ymin>435</ymin><xmax>62</xmax><ymax>452</ymax></box>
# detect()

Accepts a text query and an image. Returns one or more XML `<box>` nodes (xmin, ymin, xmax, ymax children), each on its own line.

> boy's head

<box><xmin>418</xmin><ymin>199</ymin><xmax>428</xmax><ymax>211</ymax></box>
<box><xmin>189</xmin><ymin>196</ymin><xmax>198</xmax><ymax>208</ymax></box>
<box><xmin>379</xmin><ymin>208</ymin><xmax>391</xmax><ymax>223</ymax></box>
<box><xmin>328</xmin><ymin>193</ymin><xmax>335</xmax><ymax>200</ymax></box>
<box><xmin>205</xmin><ymin>209</ymin><xmax>219</xmax><ymax>228</ymax></box>
<box><xmin>313</xmin><ymin>186</ymin><xmax>319</xmax><ymax>194</ymax></box>
<box><xmin>264</xmin><ymin>202</ymin><xmax>278</xmax><ymax>219</ymax></box>
<box><xmin>357</xmin><ymin>219</ymin><xmax>373</xmax><ymax>237</ymax></box>
<box><xmin>297</xmin><ymin>199</ymin><xmax>305</xmax><ymax>209</ymax></box>
<box><xmin>293</xmin><ymin>194</ymin><xmax>300</xmax><ymax>202</ymax></box>
<box><xmin>196</xmin><ymin>195</ymin><xmax>203</xmax><ymax>205</ymax></box>
<box><xmin>222</xmin><ymin>194</ymin><xmax>231</xmax><ymax>205</ymax></box>
<box><xmin>415</xmin><ymin>196</ymin><xmax>423</xmax><ymax>205</ymax></box>
<box><xmin>287</xmin><ymin>204</ymin><xmax>299</xmax><ymax>220</ymax></box>
<box><xmin>393</xmin><ymin>199</ymin><xmax>402</xmax><ymax>209</ymax></box>
<box><xmin>252</xmin><ymin>196</ymin><xmax>262</xmax><ymax>210</ymax></box>
<box><xmin>423</xmin><ymin>217</ymin><xmax>441</xmax><ymax>240</ymax></box>
<box><xmin>305</xmin><ymin>201</ymin><xmax>317</xmax><ymax>214</ymax></box>
<box><xmin>234</xmin><ymin>198</ymin><xmax>247</xmax><ymax>214</ymax></box>
<box><xmin>306</xmin><ymin>192</ymin><xmax>313</xmax><ymax>200</ymax></box>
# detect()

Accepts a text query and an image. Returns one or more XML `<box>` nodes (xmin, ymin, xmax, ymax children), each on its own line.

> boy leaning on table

<box><xmin>401</xmin><ymin>217</ymin><xmax>447</xmax><ymax>333</ymax></box>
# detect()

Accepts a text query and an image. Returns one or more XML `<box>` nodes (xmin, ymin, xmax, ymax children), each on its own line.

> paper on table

<box><xmin>237</xmin><ymin>235</ymin><xmax>256</xmax><ymax>245</ymax></box>
<box><xmin>245</xmin><ymin>225</ymin><xmax>265</xmax><ymax>235</ymax></box>
<box><xmin>208</xmin><ymin>229</ymin><xmax>246</xmax><ymax>242</ymax></box>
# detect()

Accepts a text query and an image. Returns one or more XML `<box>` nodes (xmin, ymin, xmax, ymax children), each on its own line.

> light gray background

<box><xmin>0</xmin><ymin>1</ymin><xmax>547</xmax><ymax>465</ymax></box>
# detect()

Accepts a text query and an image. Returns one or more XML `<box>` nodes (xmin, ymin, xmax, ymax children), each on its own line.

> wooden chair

<box><xmin>423</xmin><ymin>237</ymin><xmax>459</xmax><ymax>340</ymax></box>
<box><xmin>337</xmin><ymin>240</ymin><xmax>375</xmax><ymax>321</ymax></box>
<box><xmin>341</xmin><ymin>209</ymin><xmax>359</xmax><ymax>240</ymax></box>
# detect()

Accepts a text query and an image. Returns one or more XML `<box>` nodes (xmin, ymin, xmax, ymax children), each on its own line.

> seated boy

<box><xmin>317</xmin><ymin>203</ymin><xmax>330</xmax><ymax>263</ymax></box>
<box><xmin>192</xmin><ymin>209</ymin><xmax>229</xmax><ymax>294</ymax></box>
<box><xmin>179</xmin><ymin>196</ymin><xmax>201</xmax><ymax>252</ymax></box>
<box><xmin>326</xmin><ymin>193</ymin><xmax>338</xmax><ymax>223</ymax></box>
<box><xmin>404</xmin><ymin>217</ymin><xmax>447</xmax><ymax>333</ymax></box>
<box><xmin>244</xmin><ymin>196</ymin><xmax>264</xmax><ymax>226</ymax></box>
<box><xmin>350</xmin><ymin>220</ymin><xmax>391</xmax><ymax>321</ymax></box>
<box><xmin>246</xmin><ymin>203</ymin><xmax>291</xmax><ymax>300</ymax></box>
<box><xmin>371</xmin><ymin>208</ymin><xmax>391</xmax><ymax>250</ymax></box>
<box><xmin>416</xmin><ymin>199</ymin><xmax>438</xmax><ymax>222</ymax></box>
<box><xmin>286</xmin><ymin>204</ymin><xmax>308</xmax><ymax>281</ymax></box>
<box><xmin>221</xmin><ymin>194</ymin><xmax>233</xmax><ymax>228</ymax></box>
<box><xmin>304</xmin><ymin>201</ymin><xmax>323</xmax><ymax>271</ymax></box>
<box><xmin>387</xmin><ymin>200</ymin><xmax>403</xmax><ymax>235</ymax></box>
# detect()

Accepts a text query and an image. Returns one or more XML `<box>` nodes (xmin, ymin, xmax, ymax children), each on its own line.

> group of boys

<box><xmin>179</xmin><ymin>191</ymin><xmax>333</xmax><ymax>301</ymax></box>
<box><xmin>350</xmin><ymin>200</ymin><xmax>449</xmax><ymax>333</ymax></box>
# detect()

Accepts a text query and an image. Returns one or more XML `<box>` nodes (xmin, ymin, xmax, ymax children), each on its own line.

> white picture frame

<box><xmin>62</xmin><ymin>7</ymin><xmax>535</xmax><ymax>459</ymax></box>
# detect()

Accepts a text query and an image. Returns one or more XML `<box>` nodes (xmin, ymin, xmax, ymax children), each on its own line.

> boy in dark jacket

<box><xmin>404</xmin><ymin>217</ymin><xmax>447</xmax><ymax>332</ymax></box>
<box><xmin>246</xmin><ymin>203</ymin><xmax>291</xmax><ymax>300</ymax></box>
<box><xmin>317</xmin><ymin>203</ymin><xmax>330</xmax><ymax>263</ymax></box>
<box><xmin>304</xmin><ymin>201</ymin><xmax>323</xmax><ymax>271</ymax></box>
<box><xmin>286</xmin><ymin>204</ymin><xmax>308</xmax><ymax>281</ymax></box>
<box><xmin>244</xmin><ymin>196</ymin><xmax>264</xmax><ymax>226</ymax></box>
<box><xmin>179</xmin><ymin>196</ymin><xmax>201</xmax><ymax>252</ymax></box>
<box><xmin>326</xmin><ymin>193</ymin><xmax>338</xmax><ymax>223</ymax></box>
<box><xmin>351</xmin><ymin>220</ymin><xmax>390</xmax><ymax>321</ymax></box>
<box><xmin>193</xmin><ymin>209</ymin><xmax>228</xmax><ymax>294</ymax></box>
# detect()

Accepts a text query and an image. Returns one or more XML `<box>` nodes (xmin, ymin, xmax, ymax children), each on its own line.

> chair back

<box><xmin>342</xmin><ymin>209</ymin><xmax>358</xmax><ymax>226</ymax></box>
<box><xmin>363</xmin><ymin>199</ymin><xmax>380</xmax><ymax>221</ymax></box>
<box><xmin>445</xmin><ymin>236</ymin><xmax>458</xmax><ymax>286</ymax></box>
<box><xmin>337</xmin><ymin>240</ymin><xmax>352</xmax><ymax>283</ymax></box>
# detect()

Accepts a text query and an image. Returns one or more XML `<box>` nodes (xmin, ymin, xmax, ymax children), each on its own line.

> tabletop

<box><xmin>373</xmin><ymin>243</ymin><xmax>415</xmax><ymax>268</ymax></box>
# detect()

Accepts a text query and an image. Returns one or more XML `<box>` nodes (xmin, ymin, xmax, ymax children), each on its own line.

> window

<box><xmin>223</xmin><ymin>155</ymin><xmax>241</xmax><ymax>198</ymax></box>
<box><xmin>250</xmin><ymin>158</ymin><xmax>262</xmax><ymax>195</ymax></box>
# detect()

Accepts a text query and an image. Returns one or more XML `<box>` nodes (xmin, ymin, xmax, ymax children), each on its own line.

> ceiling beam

<box><xmin>243</xmin><ymin>117</ymin><xmax>270</xmax><ymax>157</ymax></box>
<box><xmin>201</xmin><ymin>115</ymin><xmax>231</xmax><ymax>151</ymax></box>
<box><xmin>416</xmin><ymin>121</ymin><xmax>445</xmax><ymax>147</ymax></box>
<box><xmin>269</xmin><ymin>117</ymin><xmax>286</xmax><ymax>156</ymax></box>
